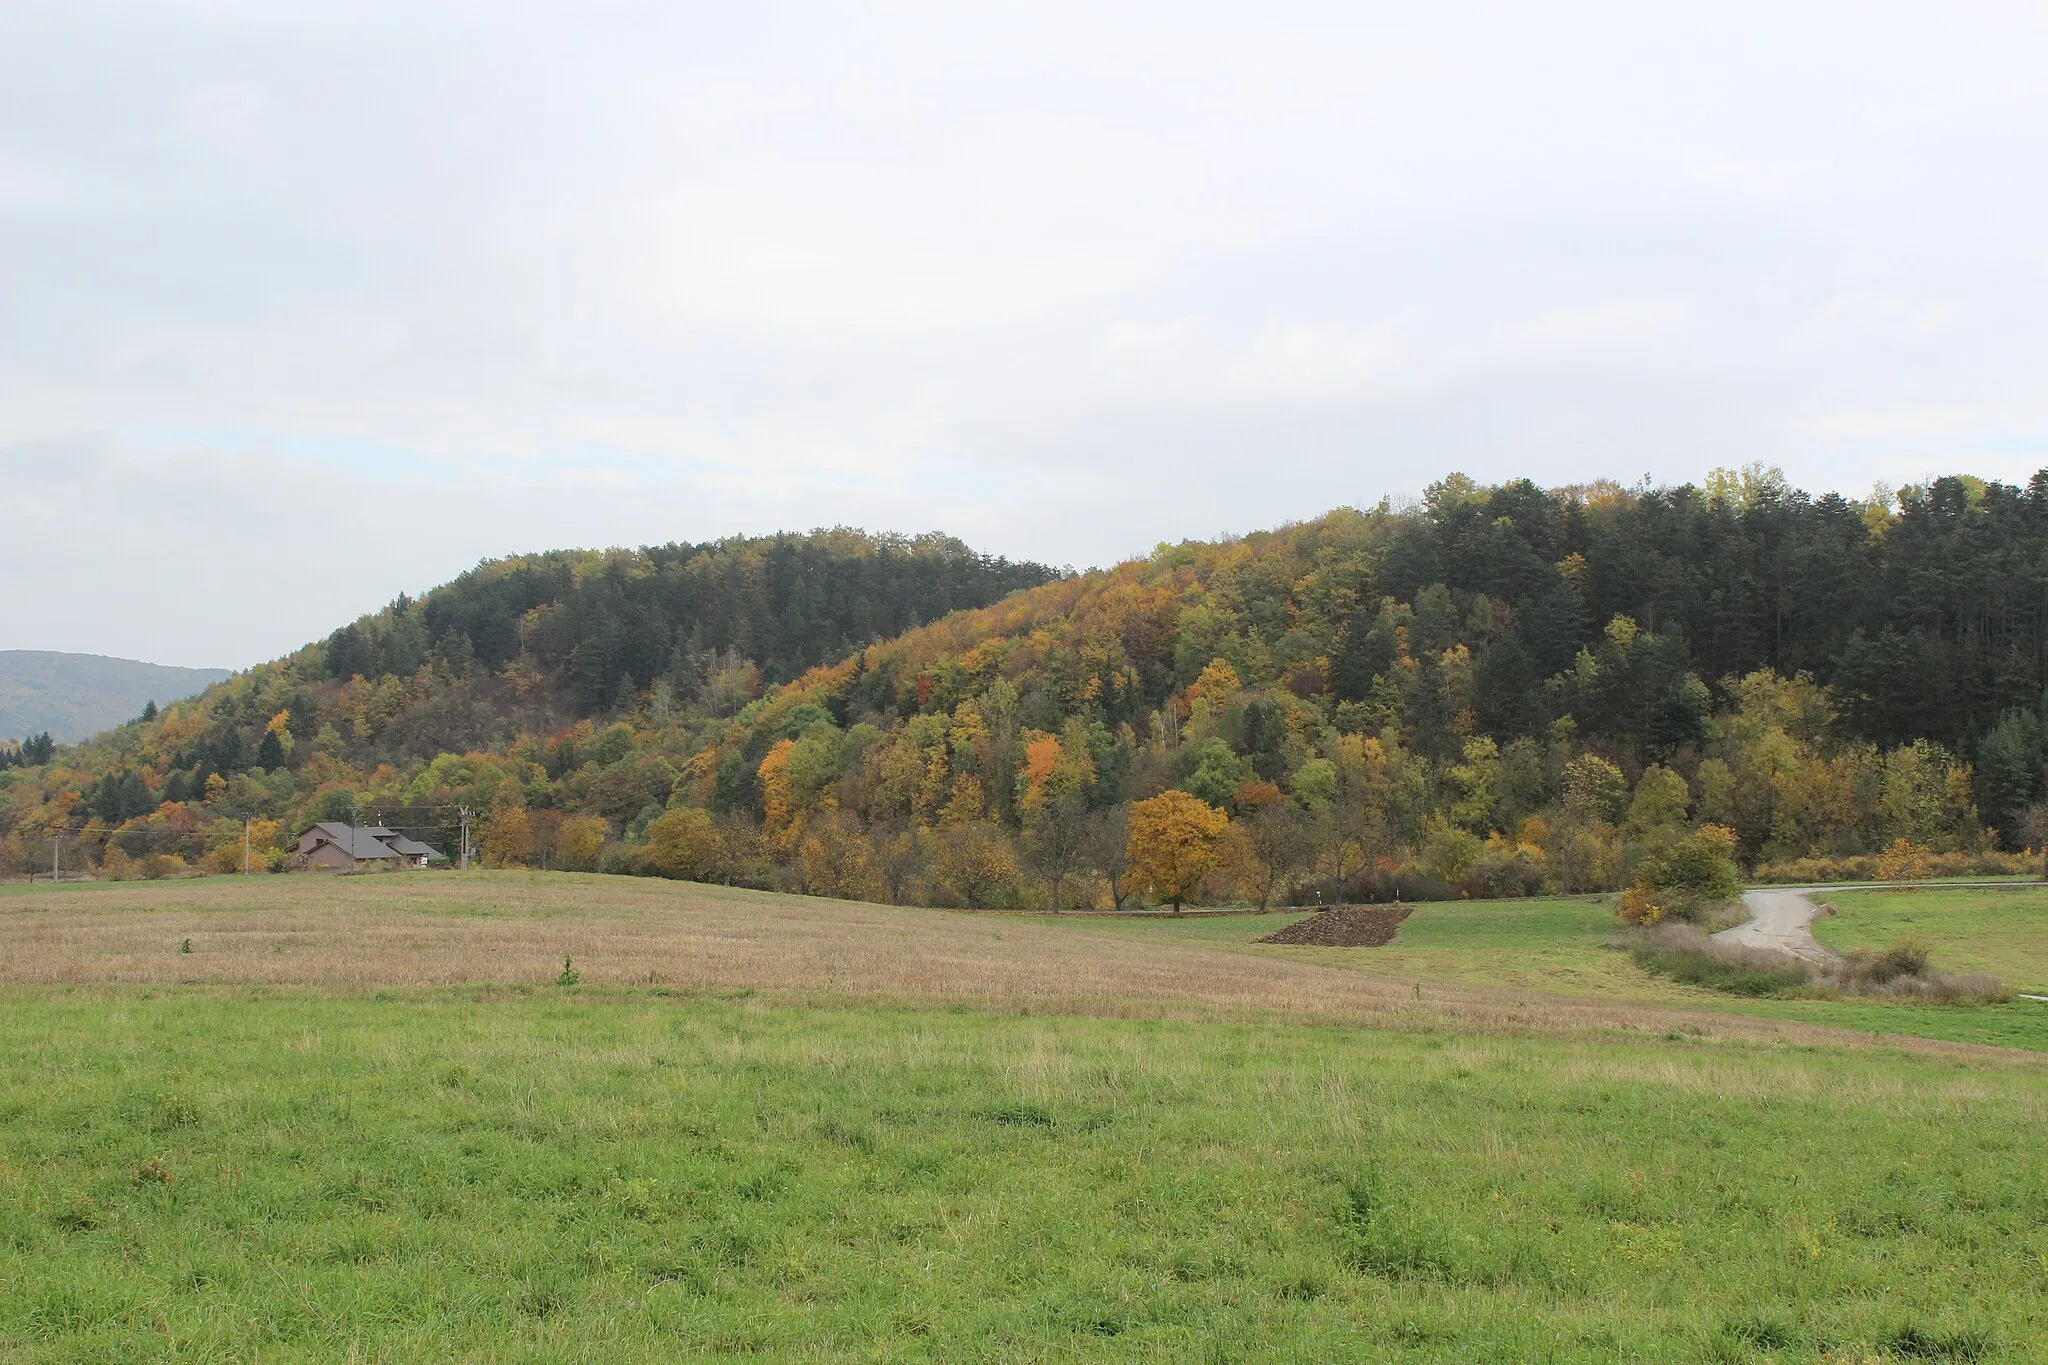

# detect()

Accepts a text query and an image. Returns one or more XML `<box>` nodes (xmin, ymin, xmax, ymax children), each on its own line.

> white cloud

<box><xmin>3</xmin><ymin>1</ymin><xmax>2048</xmax><ymax>666</ymax></box>
<box><xmin>180</xmin><ymin>81</ymin><xmax>271</xmax><ymax>144</ymax></box>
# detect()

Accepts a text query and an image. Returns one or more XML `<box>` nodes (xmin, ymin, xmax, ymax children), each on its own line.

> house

<box><xmin>295</xmin><ymin>822</ymin><xmax>445</xmax><ymax>870</ymax></box>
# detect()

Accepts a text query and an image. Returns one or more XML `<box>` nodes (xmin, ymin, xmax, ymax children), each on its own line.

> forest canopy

<box><xmin>6</xmin><ymin>470</ymin><xmax>2047</xmax><ymax>904</ymax></box>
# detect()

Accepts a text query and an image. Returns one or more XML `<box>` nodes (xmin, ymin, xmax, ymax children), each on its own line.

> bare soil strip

<box><xmin>1256</xmin><ymin>905</ymin><xmax>1412</xmax><ymax>947</ymax></box>
<box><xmin>0</xmin><ymin>874</ymin><xmax>2035</xmax><ymax>1061</ymax></box>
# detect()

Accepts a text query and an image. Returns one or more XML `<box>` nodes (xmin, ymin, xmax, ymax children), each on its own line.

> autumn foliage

<box><xmin>8</xmin><ymin>473</ymin><xmax>2048</xmax><ymax>914</ymax></box>
<box><xmin>1126</xmin><ymin>791</ymin><xmax>1230</xmax><ymax>913</ymax></box>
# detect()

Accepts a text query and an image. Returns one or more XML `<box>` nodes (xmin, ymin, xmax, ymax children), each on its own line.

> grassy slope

<box><xmin>1054</xmin><ymin>897</ymin><xmax>2048</xmax><ymax>1053</ymax></box>
<box><xmin>1815</xmin><ymin>886</ymin><xmax>2048</xmax><ymax>994</ymax></box>
<box><xmin>2</xmin><ymin>990</ymin><xmax>2043</xmax><ymax>1363</ymax></box>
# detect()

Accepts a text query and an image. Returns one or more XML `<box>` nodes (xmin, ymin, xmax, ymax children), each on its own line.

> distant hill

<box><xmin>0</xmin><ymin>652</ymin><xmax>232</xmax><ymax>742</ymax></box>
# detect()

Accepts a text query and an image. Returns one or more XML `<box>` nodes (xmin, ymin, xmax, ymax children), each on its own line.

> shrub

<box><xmin>554</xmin><ymin>815</ymin><xmax>609</xmax><ymax>872</ymax></box>
<box><xmin>1753</xmin><ymin>849</ymin><xmax>2033</xmax><ymax>883</ymax></box>
<box><xmin>641</xmin><ymin>807</ymin><xmax>723</xmax><ymax>881</ymax></box>
<box><xmin>142</xmin><ymin>853</ymin><xmax>188</xmax><ymax>880</ymax></box>
<box><xmin>1623</xmin><ymin>825</ymin><xmax>1740</xmax><ymax>923</ymax></box>
<box><xmin>1287</xmin><ymin>864</ymin><xmax>1463</xmax><ymax>906</ymax></box>
<box><xmin>1825</xmin><ymin>940</ymin><xmax>2009</xmax><ymax>1004</ymax></box>
<box><xmin>1751</xmin><ymin>854</ymin><xmax>1879</xmax><ymax>884</ymax></box>
<box><xmin>1618</xmin><ymin>882</ymin><xmax>1669</xmax><ymax>926</ymax></box>
<box><xmin>1628</xmin><ymin>924</ymin><xmax>1813</xmax><ymax>997</ymax></box>
<box><xmin>1471</xmin><ymin>834</ymin><xmax>1547</xmax><ymax>898</ymax></box>
<box><xmin>1417</xmin><ymin>823</ymin><xmax>1483</xmax><ymax>891</ymax></box>
<box><xmin>1876</xmin><ymin>838</ymin><xmax>1935</xmax><ymax>881</ymax></box>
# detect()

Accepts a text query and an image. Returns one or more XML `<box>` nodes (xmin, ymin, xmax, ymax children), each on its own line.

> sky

<box><xmin>4</xmin><ymin>1</ymin><xmax>2048</xmax><ymax>669</ymax></box>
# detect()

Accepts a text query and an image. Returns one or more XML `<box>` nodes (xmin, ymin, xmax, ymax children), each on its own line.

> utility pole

<box><xmin>243</xmin><ymin>814</ymin><xmax>251</xmax><ymax>876</ymax></box>
<box><xmin>51</xmin><ymin>834</ymin><xmax>60</xmax><ymax>883</ymax></box>
<box><xmin>458</xmin><ymin>806</ymin><xmax>471</xmax><ymax>871</ymax></box>
<box><xmin>347</xmin><ymin>803</ymin><xmax>360</xmax><ymax>874</ymax></box>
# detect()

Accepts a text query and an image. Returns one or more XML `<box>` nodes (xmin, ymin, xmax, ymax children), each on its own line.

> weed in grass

<box><xmin>51</xmin><ymin>1194</ymin><xmax>100</xmax><ymax>1232</ymax></box>
<box><xmin>133</xmin><ymin>1156</ymin><xmax>171</xmax><ymax>1186</ymax></box>
<box><xmin>556</xmin><ymin>955</ymin><xmax>579</xmax><ymax>986</ymax></box>
<box><xmin>1723</xmin><ymin>1315</ymin><xmax>1796</xmax><ymax>1350</ymax></box>
<box><xmin>178</xmin><ymin>937</ymin><xmax>191</xmax><ymax>953</ymax></box>
<box><xmin>1883</xmin><ymin>1322</ymin><xmax>1995</xmax><ymax>1360</ymax></box>
<box><xmin>813</xmin><ymin>1116</ymin><xmax>875</xmax><ymax>1151</ymax></box>
<box><xmin>147</xmin><ymin>1090</ymin><xmax>202</xmax><ymax>1131</ymax></box>
<box><xmin>985</xmin><ymin>1100</ymin><xmax>1056</xmax><ymax>1128</ymax></box>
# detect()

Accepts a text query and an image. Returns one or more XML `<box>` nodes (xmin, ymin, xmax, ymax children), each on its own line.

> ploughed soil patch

<box><xmin>1257</xmin><ymin>905</ymin><xmax>1413</xmax><ymax>948</ymax></box>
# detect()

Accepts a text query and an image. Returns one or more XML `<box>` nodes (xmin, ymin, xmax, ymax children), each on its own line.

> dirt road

<box><xmin>1712</xmin><ymin>887</ymin><xmax>1838</xmax><ymax>965</ymax></box>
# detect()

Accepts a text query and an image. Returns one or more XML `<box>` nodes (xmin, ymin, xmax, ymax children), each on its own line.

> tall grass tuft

<box><xmin>1628</xmin><ymin>925</ymin><xmax>1812</xmax><ymax>997</ymax></box>
<box><xmin>1628</xmin><ymin>925</ymin><xmax>2011</xmax><ymax>1004</ymax></box>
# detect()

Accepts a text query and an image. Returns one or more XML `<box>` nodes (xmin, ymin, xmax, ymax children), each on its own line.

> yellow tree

<box><xmin>1127</xmin><ymin>790</ymin><xmax>1230</xmax><ymax>914</ymax></box>
<box><xmin>555</xmin><ymin>814</ymin><xmax>608</xmax><ymax>871</ymax></box>
<box><xmin>757</xmin><ymin>739</ymin><xmax>800</xmax><ymax>847</ymax></box>
<box><xmin>480</xmin><ymin>803</ymin><xmax>534</xmax><ymax>868</ymax></box>
<box><xmin>643</xmin><ymin>806</ymin><xmax>722</xmax><ymax>880</ymax></box>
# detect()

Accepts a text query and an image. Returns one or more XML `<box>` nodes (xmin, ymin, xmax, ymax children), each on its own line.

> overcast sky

<box><xmin>5</xmin><ymin>2</ymin><xmax>2048</xmax><ymax>669</ymax></box>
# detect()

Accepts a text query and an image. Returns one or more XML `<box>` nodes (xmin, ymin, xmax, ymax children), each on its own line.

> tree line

<box><xmin>4</xmin><ymin>470</ymin><xmax>2045</xmax><ymax>905</ymax></box>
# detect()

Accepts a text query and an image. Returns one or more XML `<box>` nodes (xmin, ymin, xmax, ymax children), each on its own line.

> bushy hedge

<box><xmin>1754</xmin><ymin>848</ymin><xmax>2036</xmax><ymax>884</ymax></box>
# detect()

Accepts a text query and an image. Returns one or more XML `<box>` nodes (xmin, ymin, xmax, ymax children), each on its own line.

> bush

<box><xmin>1876</xmin><ymin>838</ymin><xmax>1935</xmax><ymax>881</ymax></box>
<box><xmin>1631</xmin><ymin>925</ymin><xmax>2013</xmax><ymax>1004</ymax></box>
<box><xmin>1622</xmin><ymin>825</ymin><xmax>1740</xmax><ymax>923</ymax></box>
<box><xmin>1471</xmin><ymin>835</ymin><xmax>1547</xmax><ymax>898</ymax></box>
<box><xmin>1826</xmin><ymin>939</ymin><xmax>2009</xmax><ymax>1004</ymax></box>
<box><xmin>1752</xmin><ymin>854</ymin><xmax>1879</xmax><ymax>883</ymax></box>
<box><xmin>1629</xmin><ymin>924</ymin><xmax>1813</xmax><ymax>997</ymax></box>
<box><xmin>1754</xmin><ymin>848</ymin><xmax>2034</xmax><ymax>884</ymax></box>
<box><xmin>1617</xmin><ymin>882</ymin><xmax>1670</xmax><ymax>926</ymax></box>
<box><xmin>142</xmin><ymin>853</ymin><xmax>188</xmax><ymax>880</ymax></box>
<box><xmin>641</xmin><ymin>807</ymin><xmax>722</xmax><ymax>881</ymax></box>
<box><xmin>1287</xmin><ymin>865</ymin><xmax>1463</xmax><ymax>906</ymax></box>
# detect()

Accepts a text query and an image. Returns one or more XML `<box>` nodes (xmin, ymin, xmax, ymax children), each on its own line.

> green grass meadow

<box><xmin>1816</xmin><ymin>887</ymin><xmax>2048</xmax><ymax>995</ymax></box>
<box><xmin>2</xmin><ymin>988</ymin><xmax>2045</xmax><ymax>1362</ymax></box>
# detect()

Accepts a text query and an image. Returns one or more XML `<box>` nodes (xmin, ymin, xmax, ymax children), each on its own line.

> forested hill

<box><xmin>0</xmin><ymin>527</ymin><xmax>1056</xmax><ymax>826</ymax></box>
<box><xmin>8</xmin><ymin>471</ymin><xmax>2048</xmax><ymax>901</ymax></box>
<box><xmin>321</xmin><ymin>529</ymin><xmax>1062</xmax><ymax>712</ymax></box>
<box><xmin>841</xmin><ymin>467</ymin><xmax>2048</xmax><ymax>758</ymax></box>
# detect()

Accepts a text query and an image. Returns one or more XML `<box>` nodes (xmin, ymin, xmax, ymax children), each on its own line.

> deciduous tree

<box><xmin>1127</xmin><ymin>790</ymin><xmax>1229</xmax><ymax>914</ymax></box>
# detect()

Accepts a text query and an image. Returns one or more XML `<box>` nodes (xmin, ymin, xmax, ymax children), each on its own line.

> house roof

<box><xmin>308</xmin><ymin>821</ymin><xmax>446</xmax><ymax>860</ymax></box>
<box><xmin>304</xmin><ymin>822</ymin><xmax>404</xmax><ymax>860</ymax></box>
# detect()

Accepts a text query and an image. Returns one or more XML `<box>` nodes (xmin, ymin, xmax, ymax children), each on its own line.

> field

<box><xmin>2</xmin><ymin>874</ymin><xmax>2045</xmax><ymax>1362</ymax></box>
<box><xmin>1050</xmin><ymin>893</ymin><xmax>2048</xmax><ymax>1053</ymax></box>
<box><xmin>1815</xmin><ymin>886</ymin><xmax>2048</xmax><ymax>995</ymax></box>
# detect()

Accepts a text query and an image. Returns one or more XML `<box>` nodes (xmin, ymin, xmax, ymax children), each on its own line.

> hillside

<box><xmin>5</xmin><ymin>471</ymin><xmax>2048</xmax><ymax>901</ymax></box>
<box><xmin>0</xmin><ymin>651</ymin><xmax>230</xmax><ymax>744</ymax></box>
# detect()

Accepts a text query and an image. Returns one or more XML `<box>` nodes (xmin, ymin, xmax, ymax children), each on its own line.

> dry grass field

<box><xmin>0</xmin><ymin>871</ymin><xmax>2033</xmax><ymax>1060</ymax></box>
